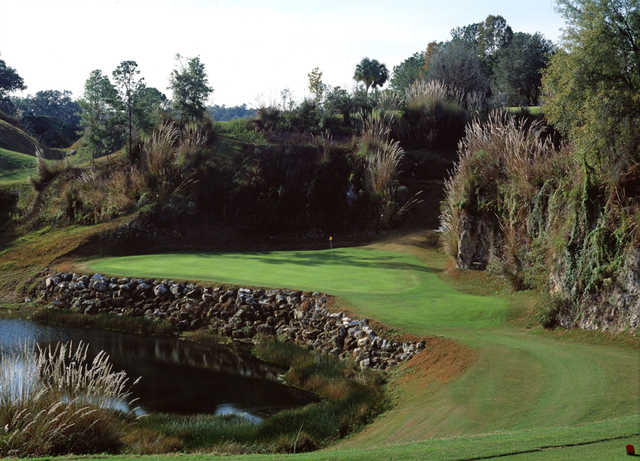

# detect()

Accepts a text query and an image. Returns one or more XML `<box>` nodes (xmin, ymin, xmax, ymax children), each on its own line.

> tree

<box><xmin>492</xmin><ymin>32</ymin><xmax>554</xmax><ymax>105</ymax></box>
<box><xmin>208</xmin><ymin>103</ymin><xmax>256</xmax><ymax>121</ymax></box>
<box><xmin>390</xmin><ymin>51</ymin><xmax>425</xmax><ymax>94</ymax></box>
<box><xmin>13</xmin><ymin>90</ymin><xmax>82</xmax><ymax>147</ymax></box>
<box><xmin>477</xmin><ymin>15</ymin><xmax>514</xmax><ymax>57</ymax></box>
<box><xmin>542</xmin><ymin>0</ymin><xmax>640</xmax><ymax>172</ymax></box>
<box><xmin>325</xmin><ymin>86</ymin><xmax>353</xmax><ymax>125</ymax></box>
<box><xmin>0</xmin><ymin>58</ymin><xmax>25</xmax><ymax>99</ymax></box>
<box><xmin>426</xmin><ymin>40</ymin><xmax>490</xmax><ymax>95</ymax></box>
<box><xmin>133</xmin><ymin>86</ymin><xmax>168</xmax><ymax>133</ymax></box>
<box><xmin>169</xmin><ymin>55</ymin><xmax>213</xmax><ymax>120</ymax></box>
<box><xmin>451</xmin><ymin>15</ymin><xmax>513</xmax><ymax>74</ymax></box>
<box><xmin>353</xmin><ymin>58</ymin><xmax>389</xmax><ymax>94</ymax></box>
<box><xmin>113</xmin><ymin>60</ymin><xmax>145</xmax><ymax>155</ymax></box>
<box><xmin>307</xmin><ymin>66</ymin><xmax>326</xmax><ymax>102</ymax></box>
<box><xmin>0</xmin><ymin>58</ymin><xmax>26</xmax><ymax>114</ymax></box>
<box><xmin>423</xmin><ymin>41</ymin><xmax>442</xmax><ymax>74</ymax></box>
<box><xmin>80</xmin><ymin>70</ymin><xmax>122</xmax><ymax>159</ymax></box>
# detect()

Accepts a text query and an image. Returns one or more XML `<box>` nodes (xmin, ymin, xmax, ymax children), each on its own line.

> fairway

<box><xmin>84</xmin><ymin>237</ymin><xmax>640</xmax><ymax>459</ymax></box>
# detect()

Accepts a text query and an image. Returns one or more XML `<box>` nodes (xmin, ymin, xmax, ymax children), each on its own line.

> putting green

<box><xmin>88</xmin><ymin>248</ymin><xmax>510</xmax><ymax>329</ymax></box>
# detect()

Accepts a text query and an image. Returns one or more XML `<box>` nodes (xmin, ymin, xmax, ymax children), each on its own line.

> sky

<box><xmin>1</xmin><ymin>0</ymin><xmax>566</xmax><ymax>107</ymax></box>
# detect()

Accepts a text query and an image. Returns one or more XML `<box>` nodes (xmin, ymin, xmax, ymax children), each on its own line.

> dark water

<box><xmin>0</xmin><ymin>319</ymin><xmax>314</xmax><ymax>421</ymax></box>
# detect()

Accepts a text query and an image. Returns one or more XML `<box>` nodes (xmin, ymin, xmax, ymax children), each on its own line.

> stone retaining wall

<box><xmin>39</xmin><ymin>272</ymin><xmax>425</xmax><ymax>370</ymax></box>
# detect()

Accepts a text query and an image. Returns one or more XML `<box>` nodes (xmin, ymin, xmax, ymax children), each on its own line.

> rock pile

<box><xmin>40</xmin><ymin>272</ymin><xmax>425</xmax><ymax>369</ymax></box>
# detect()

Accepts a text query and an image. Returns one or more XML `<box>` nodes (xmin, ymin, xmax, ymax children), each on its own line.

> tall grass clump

<box><xmin>441</xmin><ymin>111</ymin><xmax>569</xmax><ymax>274</ymax></box>
<box><xmin>58</xmin><ymin>165</ymin><xmax>146</xmax><ymax>224</ymax></box>
<box><xmin>358</xmin><ymin>110</ymin><xmax>422</xmax><ymax>227</ymax></box>
<box><xmin>30</xmin><ymin>149</ymin><xmax>67</xmax><ymax>192</ymax></box>
<box><xmin>398</xmin><ymin>80</ymin><xmax>468</xmax><ymax>149</ymax></box>
<box><xmin>0</xmin><ymin>341</ymin><xmax>138</xmax><ymax>456</ymax></box>
<box><xmin>143</xmin><ymin>121</ymin><xmax>205</xmax><ymax>201</ymax></box>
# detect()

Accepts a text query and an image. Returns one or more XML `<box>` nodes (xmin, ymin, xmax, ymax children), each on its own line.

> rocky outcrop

<box><xmin>456</xmin><ymin>211</ymin><xmax>496</xmax><ymax>270</ymax></box>
<box><xmin>38</xmin><ymin>272</ymin><xmax>425</xmax><ymax>370</ymax></box>
<box><xmin>555</xmin><ymin>248</ymin><xmax>640</xmax><ymax>331</ymax></box>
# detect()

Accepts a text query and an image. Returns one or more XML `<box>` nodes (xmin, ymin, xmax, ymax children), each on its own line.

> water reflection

<box><xmin>0</xmin><ymin>320</ymin><xmax>314</xmax><ymax>419</ymax></box>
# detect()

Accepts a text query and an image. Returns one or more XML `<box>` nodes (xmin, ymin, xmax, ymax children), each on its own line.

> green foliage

<box><xmin>112</xmin><ymin>60</ymin><xmax>146</xmax><ymax>154</ymax></box>
<box><xmin>216</xmin><ymin>118</ymin><xmax>267</xmax><ymax>145</ymax></box>
<box><xmin>12</xmin><ymin>90</ymin><xmax>82</xmax><ymax>147</ymax></box>
<box><xmin>0</xmin><ymin>58</ymin><xmax>25</xmax><ymax>99</ymax></box>
<box><xmin>324</xmin><ymin>86</ymin><xmax>354</xmax><ymax>126</ymax></box>
<box><xmin>353</xmin><ymin>58</ymin><xmax>389</xmax><ymax>94</ymax></box>
<box><xmin>534</xmin><ymin>293</ymin><xmax>571</xmax><ymax>328</ymax></box>
<box><xmin>390</xmin><ymin>50</ymin><xmax>425</xmax><ymax>94</ymax></box>
<box><xmin>426</xmin><ymin>39</ymin><xmax>490</xmax><ymax>95</ymax></box>
<box><xmin>307</xmin><ymin>66</ymin><xmax>326</xmax><ymax>102</ymax></box>
<box><xmin>542</xmin><ymin>0</ymin><xmax>640</xmax><ymax>175</ymax></box>
<box><xmin>451</xmin><ymin>14</ymin><xmax>514</xmax><ymax>72</ymax></box>
<box><xmin>169</xmin><ymin>55</ymin><xmax>213</xmax><ymax>121</ymax></box>
<box><xmin>492</xmin><ymin>32</ymin><xmax>554</xmax><ymax>106</ymax></box>
<box><xmin>80</xmin><ymin>69</ymin><xmax>124</xmax><ymax>159</ymax></box>
<box><xmin>133</xmin><ymin>86</ymin><xmax>169</xmax><ymax>134</ymax></box>
<box><xmin>208</xmin><ymin>104</ymin><xmax>256</xmax><ymax>121</ymax></box>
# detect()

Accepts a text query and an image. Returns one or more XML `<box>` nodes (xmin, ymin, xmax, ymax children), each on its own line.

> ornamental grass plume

<box><xmin>0</xmin><ymin>341</ymin><xmax>139</xmax><ymax>456</ymax></box>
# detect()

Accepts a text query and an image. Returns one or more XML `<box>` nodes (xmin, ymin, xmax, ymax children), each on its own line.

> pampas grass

<box><xmin>0</xmin><ymin>341</ymin><xmax>138</xmax><ymax>456</ymax></box>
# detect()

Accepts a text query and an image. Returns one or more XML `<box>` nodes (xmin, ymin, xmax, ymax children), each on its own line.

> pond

<box><xmin>0</xmin><ymin>319</ymin><xmax>314</xmax><ymax>421</ymax></box>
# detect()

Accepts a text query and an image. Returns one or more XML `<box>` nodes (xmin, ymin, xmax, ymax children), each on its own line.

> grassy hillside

<box><xmin>82</xmin><ymin>233</ymin><xmax>640</xmax><ymax>459</ymax></box>
<box><xmin>0</xmin><ymin>118</ymin><xmax>41</xmax><ymax>156</ymax></box>
<box><xmin>0</xmin><ymin>146</ymin><xmax>37</xmax><ymax>185</ymax></box>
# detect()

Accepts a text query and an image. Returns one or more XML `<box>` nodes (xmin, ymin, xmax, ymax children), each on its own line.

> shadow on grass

<box><xmin>188</xmin><ymin>250</ymin><xmax>442</xmax><ymax>275</ymax></box>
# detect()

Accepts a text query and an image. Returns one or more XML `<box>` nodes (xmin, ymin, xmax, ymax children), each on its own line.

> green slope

<box><xmin>0</xmin><ymin>146</ymin><xmax>37</xmax><ymax>185</ymax></box>
<box><xmin>83</xmin><ymin>236</ymin><xmax>640</xmax><ymax>459</ymax></box>
<box><xmin>0</xmin><ymin>118</ymin><xmax>41</xmax><ymax>156</ymax></box>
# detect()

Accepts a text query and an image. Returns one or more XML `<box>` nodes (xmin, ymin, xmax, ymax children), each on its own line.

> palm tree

<box><xmin>354</xmin><ymin>58</ymin><xmax>389</xmax><ymax>94</ymax></box>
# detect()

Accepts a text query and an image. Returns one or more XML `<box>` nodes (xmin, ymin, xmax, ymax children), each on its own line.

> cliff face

<box><xmin>455</xmin><ymin>211</ymin><xmax>495</xmax><ymax>270</ymax></box>
<box><xmin>455</xmin><ymin>216</ymin><xmax>639</xmax><ymax>332</ymax></box>
<box><xmin>554</xmin><ymin>249</ymin><xmax>640</xmax><ymax>331</ymax></box>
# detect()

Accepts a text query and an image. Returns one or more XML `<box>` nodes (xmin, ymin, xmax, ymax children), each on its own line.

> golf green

<box><xmin>87</xmin><ymin>247</ymin><xmax>510</xmax><ymax>329</ymax></box>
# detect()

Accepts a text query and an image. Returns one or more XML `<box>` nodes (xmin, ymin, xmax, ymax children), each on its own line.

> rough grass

<box><xmin>0</xmin><ymin>119</ymin><xmax>41</xmax><ymax>156</ymax></box>
<box><xmin>0</xmin><ymin>147</ymin><xmax>37</xmax><ymax>185</ymax></box>
<box><xmin>34</xmin><ymin>415</ymin><xmax>640</xmax><ymax>460</ymax></box>
<box><xmin>0</xmin><ymin>218</ymin><xmax>132</xmax><ymax>300</ymax></box>
<box><xmin>82</xmin><ymin>232</ymin><xmax>640</xmax><ymax>460</ymax></box>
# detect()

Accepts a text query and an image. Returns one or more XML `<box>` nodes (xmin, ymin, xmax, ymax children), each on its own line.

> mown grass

<box><xmin>36</xmin><ymin>415</ymin><xmax>640</xmax><ymax>460</ymax></box>
<box><xmin>87</xmin><ymin>247</ymin><xmax>510</xmax><ymax>330</ymax></box>
<box><xmin>83</xmin><ymin>233</ymin><xmax>640</xmax><ymax>460</ymax></box>
<box><xmin>0</xmin><ymin>147</ymin><xmax>37</xmax><ymax>185</ymax></box>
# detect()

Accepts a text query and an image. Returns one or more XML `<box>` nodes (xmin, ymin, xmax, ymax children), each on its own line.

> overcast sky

<box><xmin>1</xmin><ymin>0</ymin><xmax>565</xmax><ymax>107</ymax></box>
